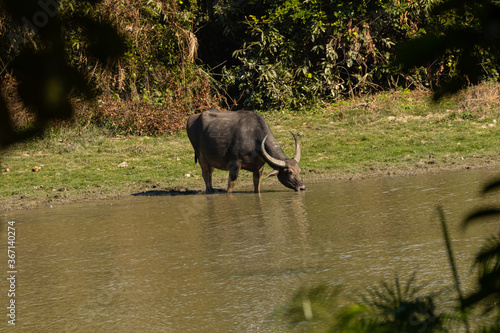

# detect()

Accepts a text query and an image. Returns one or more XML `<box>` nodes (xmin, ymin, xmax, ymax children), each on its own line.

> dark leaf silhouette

<box><xmin>462</xmin><ymin>177</ymin><xmax>500</xmax><ymax>315</ymax></box>
<box><xmin>463</xmin><ymin>208</ymin><xmax>500</xmax><ymax>227</ymax></box>
<box><xmin>0</xmin><ymin>0</ymin><xmax>126</xmax><ymax>149</ymax></box>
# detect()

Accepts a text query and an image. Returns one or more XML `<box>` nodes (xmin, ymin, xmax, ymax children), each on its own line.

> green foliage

<box><xmin>274</xmin><ymin>284</ymin><xmax>339</xmax><ymax>331</ymax></box>
<box><xmin>218</xmin><ymin>0</ymin><xmax>436</xmax><ymax>109</ymax></box>
<box><xmin>76</xmin><ymin>63</ymin><xmax>216</xmax><ymax>136</ymax></box>
<box><xmin>205</xmin><ymin>0</ymin><xmax>500</xmax><ymax>109</ymax></box>
<box><xmin>60</xmin><ymin>0</ymin><xmax>207</xmax><ymax>99</ymax></box>
<box><xmin>1</xmin><ymin>0</ymin><xmax>500</xmax><ymax>137</ymax></box>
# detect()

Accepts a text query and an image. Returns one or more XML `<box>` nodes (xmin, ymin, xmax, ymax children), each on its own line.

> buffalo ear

<box><xmin>265</xmin><ymin>169</ymin><xmax>279</xmax><ymax>178</ymax></box>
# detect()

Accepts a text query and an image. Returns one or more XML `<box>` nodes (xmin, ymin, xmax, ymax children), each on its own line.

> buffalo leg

<box><xmin>227</xmin><ymin>162</ymin><xmax>241</xmax><ymax>194</ymax></box>
<box><xmin>199</xmin><ymin>155</ymin><xmax>215</xmax><ymax>193</ymax></box>
<box><xmin>202</xmin><ymin>166</ymin><xmax>215</xmax><ymax>193</ymax></box>
<box><xmin>253</xmin><ymin>166</ymin><xmax>264</xmax><ymax>193</ymax></box>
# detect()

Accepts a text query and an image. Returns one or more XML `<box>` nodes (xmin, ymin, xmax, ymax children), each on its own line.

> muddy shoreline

<box><xmin>2</xmin><ymin>156</ymin><xmax>499</xmax><ymax>213</ymax></box>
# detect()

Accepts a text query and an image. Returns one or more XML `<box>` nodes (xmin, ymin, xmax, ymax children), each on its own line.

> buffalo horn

<box><xmin>261</xmin><ymin>135</ymin><xmax>287</xmax><ymax>168</ymax></box>
<box><xmin>290</xmin><ymin>131</ymin><xmax>301</xmax><ymax>163</ymax></box>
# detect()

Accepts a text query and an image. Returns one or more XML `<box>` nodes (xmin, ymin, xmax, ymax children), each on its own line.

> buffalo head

<box><xmin>261</xmin><ymin>132</ymin><xmax>306</xmax><ymax>191</ymax></box>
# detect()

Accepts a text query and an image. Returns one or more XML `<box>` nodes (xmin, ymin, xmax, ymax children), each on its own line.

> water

<box><xmin>2</xmin><ymin>168</ymin><xmax>499</xmax><ymax>332</ymax></box>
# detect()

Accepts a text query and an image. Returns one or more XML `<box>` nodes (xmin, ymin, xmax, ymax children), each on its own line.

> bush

<box><xmin>207</xmin><ymin>0</ymin><xmax>500</xmax><ymax>110</ymax></box>
<box><xmin>76</xmin><ymin>65</ymin><xmax>219</xmax><ymax>135</ymax></box>
<box><xmin>216</xmin><ymin>0</ymin><xmax>435</xmax><ymax>109</ymax></box>
<box><xmin>60</xmin><ymin>0</ymin><xmax>222</xmax><ymax>127</ymax></box>
<box><xmin>0</xmin><ymin>0</ymin><xmax>222</xmax><ymax>138</ymax></box>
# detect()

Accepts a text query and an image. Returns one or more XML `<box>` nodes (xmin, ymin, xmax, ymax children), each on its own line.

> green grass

<box><xmin>1</xmin><ymin>88</ymin><xmax>499</xmax><ymax>210</ymax></box>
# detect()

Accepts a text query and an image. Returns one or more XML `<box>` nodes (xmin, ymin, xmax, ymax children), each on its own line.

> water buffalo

<box><xmin>186</xmin><ymin>109</ymin><xmax>306</xmax><ymax>193</ymax></box>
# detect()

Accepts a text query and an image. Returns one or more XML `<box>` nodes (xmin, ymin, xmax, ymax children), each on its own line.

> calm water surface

<box><xmin>2</xmin><ymin>168</ymin><xmax>500</xmax><ymax>332</ymax></box>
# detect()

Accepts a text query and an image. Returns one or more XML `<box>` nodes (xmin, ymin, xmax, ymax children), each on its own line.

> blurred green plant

<box><xmin>275</xmin><ymin>273</ymin><xmax>445</xmax><ymax>332</ymax></box>
<box><xmin>276</xmin><ymin>176</ymin><xmax>500</xmax><ymax>332</ymax></box>
<box><xmin>273</xmin><ymin>284</ymin><xmax>340</xmax><ymax>331</ymax></box>
<box><xmin>462</xmin><ymin>177</ymin><xmax>500</xmax><ymax>320</ymax></box>
<box><xmin>359</xmin><ymin>272</ymin><xmax>445</xmax><ymax>332</ymax></box>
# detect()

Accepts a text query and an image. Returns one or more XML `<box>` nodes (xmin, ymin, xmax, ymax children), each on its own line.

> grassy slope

<box><xmin>1</xmin><ymin>89</ymin><xmax>499</xmax><ymax>211</ymax></box>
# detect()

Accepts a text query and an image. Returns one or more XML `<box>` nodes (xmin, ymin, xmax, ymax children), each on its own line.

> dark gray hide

<box><xmin>186</xmin><ymin>109</ymin><xmax>306</xmax><ymax>193</ymax></box>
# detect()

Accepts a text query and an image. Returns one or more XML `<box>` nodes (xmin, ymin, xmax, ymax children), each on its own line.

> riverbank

<box><xmin>1</xmin><ymin>88</ymin><xmax>499</xmax><ymax>211</ymax></box>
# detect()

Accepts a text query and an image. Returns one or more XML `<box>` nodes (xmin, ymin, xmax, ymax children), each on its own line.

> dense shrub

<box><xmin>205</xmin><ymin>0</ymin><xmax>434</xmax><ymax>109</ymax></box>
<box><xmin>217</xmin><ymin>0</ymin><xmax>430</xmax><ymax>109</ymax></box>
<box><xmin>0</xmin><ymin>0</ymin><xmax>127</xmax><ymax>146</ymax></box>
<box><xmin>205</xmin><ymin>0</ymin><xmax>500</xmax><ymax>109</ymax></box>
